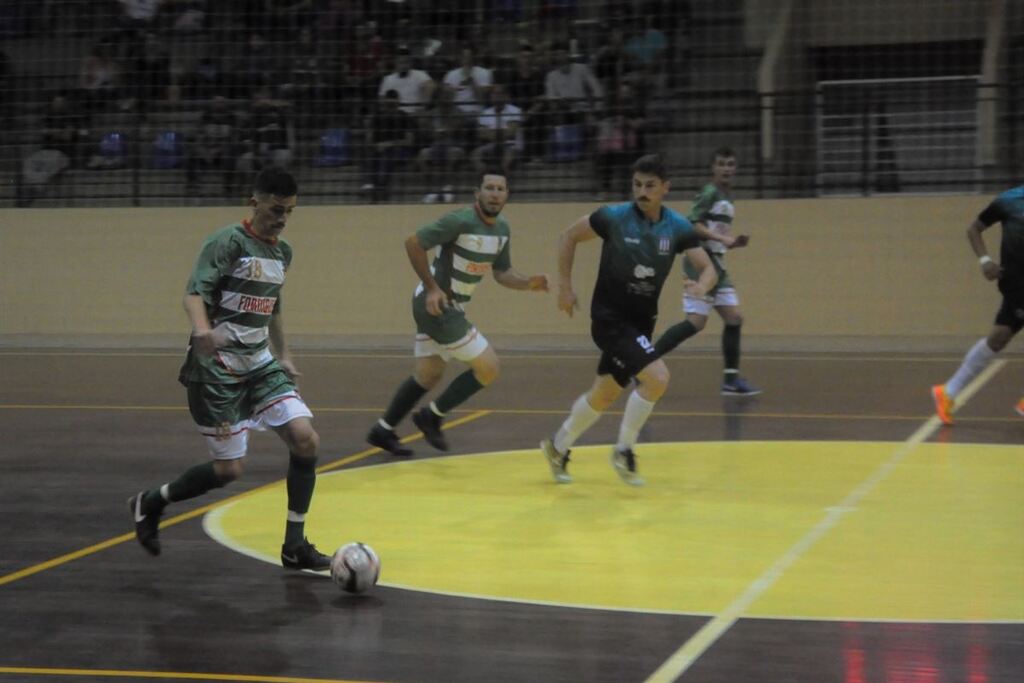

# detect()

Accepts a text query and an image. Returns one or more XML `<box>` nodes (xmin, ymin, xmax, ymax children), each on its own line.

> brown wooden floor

<box><xmin>0</xmin><ymin>349</ymin><xmax>1021</xmax><ymax>683</ymax></box>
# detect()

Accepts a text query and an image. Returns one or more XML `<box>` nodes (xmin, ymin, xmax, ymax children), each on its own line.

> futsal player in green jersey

<box><xmin>652</xmin><ymin>146</ymin><xmax>757</xmax><ymax>395</ymax></box>
<box><xmin>931</xmin><ymin>184</ymin><xmax>1024</xmax><ymax>424</ymax></box>
<box><xmin>129</xmin><ymin>167</ymin><xmax>331</xmax><ymax>571</ymax></box>
<box><xmin>540</xmin><ymin>154</ymin><xmax>718</xmax><ymax>486</ymax></box>
<box><xmin>367</xmin><ymin>169</ymin><xmax>549</xmax><ymax>456</ymax></box>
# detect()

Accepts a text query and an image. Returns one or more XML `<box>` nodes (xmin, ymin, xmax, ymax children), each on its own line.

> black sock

<box><xmin>285</xmin><ymin>453</ymin><xmax>317</xmax><ymax>548</ymax></box>
<box><xmin>434</xmin><ymin>369</ymin><xmax>485</xmax><ymax>414</ymax></box>
<box><xmin>654</xmin><ymin>320</ymin><xmax>700</xmax><ymax>357</ymax></box>
<box><xmin>382</xmin><ymin>376</ymin><xmax>429</xmax><ymax>428</ymax></box>
<box><xmin>723</xmin><ymin>324</ymin><xmax>741</xmax><ymax>374</ymax></box>
<box><xmin>147</xmin><ymin>461</ymin><xmax>226</xmax><ymax>513</ymax></box>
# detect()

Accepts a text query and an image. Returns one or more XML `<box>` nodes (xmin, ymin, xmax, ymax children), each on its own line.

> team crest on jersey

<box><xmin>658</xmin><ymin>237</ymin><xmax>671</xmax><ymax>255</ymax></box>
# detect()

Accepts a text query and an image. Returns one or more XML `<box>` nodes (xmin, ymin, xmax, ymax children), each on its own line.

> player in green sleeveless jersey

<box><xmin>128</xmin><ymin>167</ymin><xmax>332</xmax><ymax>571</ymax></box>
<box><xmin>651</xmin><ymin>146</ymin><xmax>757</xmax><ymax>395</ymax></box>
<box><xmin>931</xmin><ymin>185</ymin><xmax>1024</xmax><ymax>424</ymax></box>
<box><xmin>367</xmin><ymin>169</ymin><xmax>549</xmax><ymax>456</ymax></box>
<box><xmin>540</xmin><ymin>154</ymin><xmax>718</xmax><ymax>486</ymax></box>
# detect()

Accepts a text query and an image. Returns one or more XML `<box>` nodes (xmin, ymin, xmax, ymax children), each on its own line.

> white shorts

<box><xmin>683</xmin><ymin>287</ymin><xmax>739</xmax><ymax>317</ymax></box>
<box><xmin>414</xmin><ymin>327</ymin><xmax>490</xmax><ymax>362</ymax></box>
<box><xmin>199</xmin><ymin>391</ymin><xmax>314</xmax><ymax>460</ymax></box>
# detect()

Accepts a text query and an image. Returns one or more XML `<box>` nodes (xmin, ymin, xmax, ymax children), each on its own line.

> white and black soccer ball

<box><xmin>330</xmin><ymin>542</ymin><xmax>381</xmax><ymax>594</ymax></box>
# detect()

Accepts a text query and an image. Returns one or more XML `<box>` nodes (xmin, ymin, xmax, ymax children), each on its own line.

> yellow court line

<box><xmin>0</xmin><ymin>666</ymin><xmax>381</xmax><ymax>683</ymax></box>
<box><xmin>0</xmin><ymin>403</ymin><xmax>1019</xmax><ymax>424</ymax></box>
<box><xmin>0</xmin><ymin>411</ymin><xmax>493</xmax><ymax>588</ymax></box>
<box><xmin>644</xmin><ymin>359</ymin><xmax>1009</xmax><ymax>682</ymax></box>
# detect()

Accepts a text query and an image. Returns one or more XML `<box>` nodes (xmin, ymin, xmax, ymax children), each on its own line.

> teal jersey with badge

<box><xmin>413</xmin><ymin>205</ymin><xmax>512</xmax><ymax>306</ymax></box>
<box><xmin>978</xmin><ymin>185</ymin><xmax>1024</xmax><ymax>290</ymax></box>
<box><xmin>179</xmin><ymin>221</ymin><xmax>292</xmax><ymax>385</ymax></box>
<box><xmin>589</xmin><ymin>202</ymin><xmax>700</xmax><ymax>322</ymax></box>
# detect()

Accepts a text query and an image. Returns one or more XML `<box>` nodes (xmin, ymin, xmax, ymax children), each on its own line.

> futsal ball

<box><xmin>330</xmin><ymin>542</ymin><xmax>381</xmax><ymax>594</ymax></box>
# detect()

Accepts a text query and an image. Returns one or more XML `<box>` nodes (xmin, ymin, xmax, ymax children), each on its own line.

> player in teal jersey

<box><xmin>367</xmin><ymin>169</ymin><xmax>549</xmax><ymax>456</ymax></box>
<box><xmin>932</xmin><ymin>184</ymin><xmax>1024</xmax><ymax>424</ymax></box>
<box><xmin>128</xmin><ymin>167</ymin><xmax>332</xmax><ymax>571</ymax></box>
<box><xmin>651</xmin><ymin>146</ymin><xmax>757</xmax><ymax>395</ymax></box>
<box><xmin>540</xmin><ymin>154</ymin><xmax>718</xmax><ymax>486</ymax></box>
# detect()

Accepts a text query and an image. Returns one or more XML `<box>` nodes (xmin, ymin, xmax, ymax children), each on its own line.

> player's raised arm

<box><xmin>557</xmin><ymin>215</ymin><xmax>598</xmax><ymax>316</ymax></box>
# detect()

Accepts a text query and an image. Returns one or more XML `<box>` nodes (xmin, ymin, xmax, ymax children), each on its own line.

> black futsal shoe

<box><xmin>367</xmin><ymin>423</ymin><xmax>413</xmax><ymax>456</ymax></box>
<box><xmin>128</xmin><ymin>492</ymin><xmax>162</xmax><ymax>556</ymax></box>
<box><xmin>281</xmin><ymin>538</ymin><xmax>331</xmax><ymax>571</ymax></box>
<box><xmin>412</xmin><ymin>406</ymin><xmax>449</xmax><ymax>451</ymax></box>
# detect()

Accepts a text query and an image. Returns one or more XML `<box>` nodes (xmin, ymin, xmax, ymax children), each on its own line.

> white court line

<box><xmin>644</xmin><ymin>359</ymin><xmax>1008</xmax><ymax>683</ymax></box>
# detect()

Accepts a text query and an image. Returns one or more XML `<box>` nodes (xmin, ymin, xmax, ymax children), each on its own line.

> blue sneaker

<box><xmin>722</xmin><ymin>376</ymin><xmax>761</xmax><ymax>396</ymax></box>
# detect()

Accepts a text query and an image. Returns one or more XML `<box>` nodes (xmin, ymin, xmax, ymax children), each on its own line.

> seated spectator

<box><xmin>77</xmin><ymin>39</ymin><xmax>123</xmax><ymax>114</ymax></box>
<box><xmin>623</xmin><ymin>12</ymin><xmax>668</xmax><ymax>94</ymax></box>
<box><xmin>185</xmin><ymin>95</ymin><xmax>238</xmax><ymax>196</ymax></box>
<box><xmin>469</xmin><ymin>84</ymin><xmax>522</xmax><ymax>173</ymax></box>
<box><xmin>416</xmin><ymin>88</ymin><xmax>466</xmax><ymax>204</ymax></box>
<box><xmin>592</xmin><ymin>26</ymin><xmax>639</xmax><ymax>94</ymax></box>
<box><xmin>19</xmin><ymin>91</ymin><xmax>88</xmax><ymax>206</ymax></box>
<box><xmin>360</xmin><ymin>89</ymin><xmax>415</xmax><ymax>202</ymax></box>
<box><xmin>592</xmin><ymin>82</ymin><xmax>646</xmax><ymax>199</ymax></box>
<box><xmin>124</xmin><ymin>31</ymin><xmax>173</xmax><ymax>110</ymax></box>
<box><xmin>378</xmin><ymin>45</ymin><xmax>435</xmax><ymax>121</ymax></box>
<box><xmin>442</xmin><ymin>46</ymin><xmax>493</xmax><ymax>146</ymax></box>
<box><xmin>236</xmin><ymin>86</ymin><xmax>293</xmax><ymax>177</ymax></box>
<box><xmin>181</xmin><ymin>55</ymin><xmax>226</xmax><ymax>100</ymax></box>
<box><xmin>543</xmin><ymin>40</ymin><xmax>603</xmax><ymax>146</ymax></box>
<box><xmin>499</xmin><ymin>42</ymin><xmax>547</xmax><ymax>162</ymax></box>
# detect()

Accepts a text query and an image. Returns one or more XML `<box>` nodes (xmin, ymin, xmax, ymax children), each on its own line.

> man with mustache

<box><xmin>541</xmin><ymin>154</ymin><xmax>717</xmax><ymax>486</ymax></box>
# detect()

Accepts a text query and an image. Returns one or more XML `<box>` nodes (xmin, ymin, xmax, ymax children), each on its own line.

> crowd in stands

<box><xmin>7</xmin><ymin>0</ymin><xmax>690</xmax><ymax>204</ymax></box>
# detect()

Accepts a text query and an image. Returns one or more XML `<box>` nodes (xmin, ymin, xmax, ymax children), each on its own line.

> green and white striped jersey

<box><xmin>414</xmin><ymin>206</ymin><xmax>512</xmax><ymax>306</ymax></box>
<box><xmin>178</xmin><ymin>221</ymin><xmax>292</xmax><ymax>385</ymax></box>
<box><xmin>689</xmin><ymin>183</ymin><xmax>734</xmax><ymax>256</ymax></box>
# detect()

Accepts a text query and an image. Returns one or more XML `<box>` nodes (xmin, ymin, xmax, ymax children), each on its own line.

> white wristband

<box><xmin>979</xmin><ymin>255</ymin><xmax>993</xmax><ymax>266</ymax></box>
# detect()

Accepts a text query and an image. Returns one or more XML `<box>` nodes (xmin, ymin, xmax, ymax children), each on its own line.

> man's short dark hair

<box><xmin>254</xmin><ymin>166</ymin><xmax>298</xmax><ymax>197</ymax></box>
<box><xmin>633</xmin><ymin>154</ymin><xmax>667</xmax><ymax>180</ymax></box>
<box><xmin>712</xmin><ymin>146</ymin><xmax>737</xmax><ymax>163</ymax></box>
<box><xmin>478</xmin><ymin>167</ymin><xmax>508</xmax><ymax>187</ymax></box>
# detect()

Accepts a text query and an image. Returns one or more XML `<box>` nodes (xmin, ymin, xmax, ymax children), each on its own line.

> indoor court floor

<box><xmin>1</xmin><ymin>348</ymin><xmax>1021</xmax><ymax>683</ymax></box>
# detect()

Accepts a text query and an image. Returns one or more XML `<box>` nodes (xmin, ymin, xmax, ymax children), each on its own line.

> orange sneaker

<box><xmin>1015</xmin><ymin>397</ymin><xmax>1024</xmax><ymax>417</ymax></box>
<box><xmin>931</xmin><ymin>384</ymin><xmax>954</xmax><ymax>425</ymax></box>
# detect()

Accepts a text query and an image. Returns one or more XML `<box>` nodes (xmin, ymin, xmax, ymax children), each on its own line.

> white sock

<box><xmin>616</xmin><ymin>390</ymin><xmax>656</xmax><ymax>451</ymax></box>
<box><xmin>553</xmin><ymin>394</ymin><xmax>602</xmax><ymax>454</ymax></box>
<box><xmin>946</xmin><ymin>338</ymin><xmax>997</xmax><ymax>398</ymax></box>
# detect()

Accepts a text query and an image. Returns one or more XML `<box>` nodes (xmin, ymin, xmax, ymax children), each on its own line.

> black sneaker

<box><xmin>610</xmin><ymin>447</ymin><xmax>646</xmax><ymax>487</ymax></box>
<box><xmin>367</xmin><ymin>423</ymin><xmax>413</xmax><ymax>456</ymax></box>
<box><xmin>281</xmin><ymin>538</ymin><xmax>331</xmax><ymax>571</ymax></box>
<box><xmin>721</xmin><ymin>376</ymin><xmax>761</xmax><ymax>396</ymax></box>
<box><xmin>412</xmin><ymin>406</ymin><xmax>449</xmax><ymax>451</ymax></box>
<box><xmin>128</xmin><ymin>492</ymin><xmax>162</xmax><ymax>556</ymax></box>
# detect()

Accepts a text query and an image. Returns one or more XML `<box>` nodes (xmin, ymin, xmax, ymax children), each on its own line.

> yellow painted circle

<box><xmin>203</xmin><ymin>441</ymin><xmax>1024</xmax><ymax>622</ymax></box>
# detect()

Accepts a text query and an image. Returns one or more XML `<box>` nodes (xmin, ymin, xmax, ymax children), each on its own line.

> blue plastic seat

<box><xmin>548</xmin><ymin>124</ymin><xmax>584</xmax><ymax>162</ymax></box>
<box><xmin>151</xmin><ymin>130</ymin><xmax>184</xmax><ymax>169</ymax></box>
<box><xmin>314</xmin><ymin>128</ymin><xmax>350</xmax><ymax>167</ymax></box>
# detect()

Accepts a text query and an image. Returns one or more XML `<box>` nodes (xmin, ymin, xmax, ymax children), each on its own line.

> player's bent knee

<box><xmin>214</xmin><ymin>458</ymin><xmax>244</xmax><ymax>483</ymax></box>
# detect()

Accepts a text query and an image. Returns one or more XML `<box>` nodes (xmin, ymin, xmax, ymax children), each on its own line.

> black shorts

<box><xmin>994</xmin><ymin>279</ymin><xmax>1024</xmax><ymax>333</ymax></box>
<box><xmin>591</xmin><ymin>317</ymin><xmax>658</xmax><ymax>387</ymax></box>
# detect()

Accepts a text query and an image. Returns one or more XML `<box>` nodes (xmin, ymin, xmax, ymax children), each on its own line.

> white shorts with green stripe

<box><xmin>683</xmin><ymin>287</ymin><xmax>739</xmax><ymax>316</ymax></box>
<box><xmin>414</xmin><ymin>327</ymin><xmax>489</xmax><ymax>362</ymax></box>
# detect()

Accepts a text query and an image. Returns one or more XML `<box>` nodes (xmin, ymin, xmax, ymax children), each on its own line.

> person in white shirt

<box><xmin>544</xmin><ymin>41</ymin><xmax>604</xmax><ymax>124</ymax></box>
<box><xmin>442</xmin><ymin>46</ymin><xmax>493</xmax><ymax>143</ymax></box>
<box><xmin>378</xmin><ymin>46</ymin><xmax>436</xmax><ymax>117</ymax></box>
<box><xmin>470</xmin><ymin>84</ymin><xmax>523</xmax><ymax>172</ymax></box>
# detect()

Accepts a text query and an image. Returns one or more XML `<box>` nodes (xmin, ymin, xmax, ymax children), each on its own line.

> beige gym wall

<box><xmin>0</xmin><ymin>196</ymin><xmax>1000</xmax><ymax>351</ymax></box>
